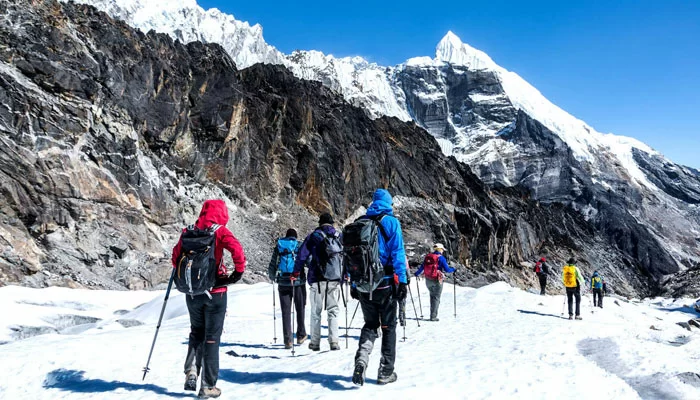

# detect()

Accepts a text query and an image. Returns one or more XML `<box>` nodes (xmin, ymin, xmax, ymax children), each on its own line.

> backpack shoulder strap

<box><xmin>369</xmin><ymin>214</ymin><xmax>390</xmax><ymax>242</ymax></box>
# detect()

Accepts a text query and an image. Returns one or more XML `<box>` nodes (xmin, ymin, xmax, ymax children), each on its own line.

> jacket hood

<box><xmin>366</xmin><ymin>189</ymin><xmax>394</xmax><ymax>217</ymax></box>
<box><xmin>593</xmin><ymin>271</ymin><xmax>599</xmax><ymax>277</ymax></box>
<box><xmin>195</xmin><ymin>199</ymin><xmax>229</xmax><ymax>229</ymax></box>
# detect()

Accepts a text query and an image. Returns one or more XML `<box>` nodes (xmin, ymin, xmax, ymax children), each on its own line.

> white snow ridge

<box><xmin>1</xmin><ymin>282</ymin><xmax>700</xmax><ymax>399</ymax></box>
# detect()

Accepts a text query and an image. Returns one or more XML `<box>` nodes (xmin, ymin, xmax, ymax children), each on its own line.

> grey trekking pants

<box><xmin>426</xmin><ymin>278</ymin><xmax>443</xmax><ymax>320</ymax></box>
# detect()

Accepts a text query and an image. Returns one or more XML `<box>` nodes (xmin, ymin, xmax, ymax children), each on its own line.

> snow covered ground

<box><xmin>1</xmin><ymin>281</ymin><xmax>700</xmax><ymax>399</ymax></box>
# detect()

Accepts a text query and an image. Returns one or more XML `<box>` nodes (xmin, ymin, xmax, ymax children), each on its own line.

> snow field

<box><xmin>1</xmin><ymin>281</ymin><xmax>699</xmax><ymax>399</ymax></box>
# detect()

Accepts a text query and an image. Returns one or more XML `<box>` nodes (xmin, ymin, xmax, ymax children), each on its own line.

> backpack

<box><xmin>592</xmin><ymin>276</ymin><xmax>603</xmax><ymax>289</ymax></box>
<box><xmin>563</xmin><ymin>265</ymin><xmax>577</xmax><ymax>288</ymax></box>
<box><xmin>174</xmin><ymin>224</ymin><xmax>221</xmax><ymax>296</ymax></box>
<box><xmin>276</xmin><ymin>238</ymin><xmax>297</xmax><ymax>275</ymax></box>
<box><xmin>314</xmin><ymin>230</ymin><xmax>343</xmax><ymax>281</ymax></box>
<box><xmin>423</xmin><ymin>253</ymin><xmax>442</xmax><ymax>280</ymax></box>
<box><xmin>342</xmin><ymin>215</ymin><xmax>389</xmax><ymax>294</ymax></box>
<box><xmin>534</xmin><ymin>262</ymin><xmax>542</xmax><ymax>274</ymax></box>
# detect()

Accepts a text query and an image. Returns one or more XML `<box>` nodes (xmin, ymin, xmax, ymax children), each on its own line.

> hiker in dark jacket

<box><xmin>268</xmin><ymin>228</ymin><xmax>307</xmax><ymax>349</ymax></box>
<box><xmin>533</xmin><ymin>256</ymin><xmax>550</xmax><ymax>295</ymax></box>
<box><xmin>292</xmin><ymin>213</ymin><xmax>342</xmax><ymax>351</ymax></box>
<box><xmin>351</xmin><ymin>189</ymin><xmax>407</xmax><ymax>386</ymax></box>
<box><xmin>414</xmin><ymin>243</ymin><xmax>455</xmax><ymax>321</ymax></box>
<box><xmin>171</xmin><ymin>199</ymin><xmax>246</xmax><ymax>399</ymax></box>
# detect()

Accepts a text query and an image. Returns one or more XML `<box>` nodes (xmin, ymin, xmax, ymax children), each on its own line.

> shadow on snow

<box><xmin>219</xmin><ymin>369</ymin><xmax>355</xmax><ymax>391</ymax></box>
<box><xmin>42</xmin><ymin>369</ymin><xmax>190</xmax><ymax>397</ymax></box>
<box><xmin>517</xmin><ymin>309</ymin><xmax>565</xmax><ymax>319</ymax></box>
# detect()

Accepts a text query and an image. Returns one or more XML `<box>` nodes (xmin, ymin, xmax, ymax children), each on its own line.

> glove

<box><xmin>395</xmin><ymin>282</ymin><xmax>407</xmax><ymax>301</ymax></box>
<box><xmin>230</xmin><ymin>270</ymin><xmax>243</xmax><ymax>284</ymax></box>
<box><xmin>290</xmin><ymin>271</ymin><xmax>300</xmax><ymax>282</ymax></box>
<box><xmin>350</xmin><ymin>286</ymin><xmax>359</xmax><ymax>300</ymax></box>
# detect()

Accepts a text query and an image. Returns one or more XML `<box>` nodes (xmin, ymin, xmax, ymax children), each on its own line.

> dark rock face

<box><xmin>0</xmin><ymin>0</ymin><xmax>667</xmax><ymax>296</ymax></box>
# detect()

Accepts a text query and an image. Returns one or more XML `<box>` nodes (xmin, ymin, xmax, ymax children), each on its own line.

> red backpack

<box><xmin>423</xmin><ymin>253</ymin><xmax>441</xmax><ymax>280</ymax></box>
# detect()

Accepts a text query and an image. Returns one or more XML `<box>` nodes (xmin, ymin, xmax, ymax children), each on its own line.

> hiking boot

<box><xmin>352</xmin><ymin>363</ymin><xmax>366</xmax><ymax>386</ymax></box>
<box><xmin>430</xmin><ymin>317</ymin><xmax>439</xmax><ymax>322</ymax></box>
<box><xmin>330</xmin><ymin>342</ymin><xmax>340</xmax><ymax>351</ymax></box>
<box><xmin>198</xmin><ymin>386</ymin><xmax>221</xmax><ymax>398</ymax></box>
<box><xmin>575</xmin><ymin>315</ymin><xmax>582</xmax><ymax>320</ymax></box>
<box><xmin>568</xmin><ymin>315</ymin><xmax>573</xmax><ymax>320</ymax></box>
<box><xmin>184</xmin><ymin>369</ymin><xmax>197</xmax><ymax>391</ymax></box>
<box><xmin>284</xmin><ymin>342</ymin><xmax>293</xmax><ymax>350</ymax></box>
<box><xmin>377</xmin><ymin>372</ymin><xmax>397</xmax><ymax>385</ymax></box>
<box><xmin>297</xmin><ymin>334</ymin><xmax>308</xmax><ymax>345</ymax></box>
<box><xmin>308</xmin><ymin>342</ymin><xmax>320</xmax><ymax>351</ymax></box>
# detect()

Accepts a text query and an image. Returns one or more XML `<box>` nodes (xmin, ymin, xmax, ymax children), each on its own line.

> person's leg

<box><xmin>201</xmin><ymin>292</ymin><xmax>227</xmax><ymax>389</ymax></box>
<box><xmin>540</xmin><ymin>275</ymin><xmax>547</xmax><ymax>295</ymax></box>
<box><xmin>378</xmin><ymin>291</ymin><xmax>398</xmax><ymax>380</ymax></box>
<box><xmin>426</xmin><ymin>279</ymin><xmax>442</xmax><ymax>320</ymax></box>
<box><xmin>599</xmin><ymin>290</ymin><xmax>603</xmax><ymax>308</ymax></box>
<box><xmin>309</xmin><ymin>283</ymin><xmax>323</xmax><ymax>348</ymax></box>
<box><xmin>294</xmin><ymin>284</ymin><xmax>307</xmax><ymax>339</ymax></box>
<box><xmin>184</xmin><ymin>295</ymin><xmax>205</xmax><ymax>376</ymax></box>
<box><xmin>325</xmin><ymin>281</ymin><xmax>341</xmax><ymax>346</ymax></box>
<box><xmin>574</xmin><ymin>288</ymin><xmax>581</xmax><ymax>316</ymax></box>
<box><xmin>278</xmin><ymin>286</ymin><xmax>293</xmax><ymax>346</ymax></box>
<box><xmin>354</xmin><ymin>293</ymin><xmax>380</xmax><ymax>368</ymax></box>
<box><xmin>566</xmin><ymin>288</ymin><xmax>574</xmax><ymax>316</ymax></box>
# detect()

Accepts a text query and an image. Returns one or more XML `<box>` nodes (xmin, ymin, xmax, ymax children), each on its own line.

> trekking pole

<box><xmin>291</xmin><ymin>281</ymin><xmax>296</xmax><ymax>356</ymax></box>
<box><xmin>142</xmin><ymin>269</ymin><xmax>175</xmax><ymax>380</ymax></box>
<box><xmin>407</xmin><ymin>282</ymin><xmax>421</xmax><ymax>327</ymax></box>
<box><xmin>561</xmin><ymin>296</ymin><xmax>566</xmax><ymax>317</ymax></box>
<box><xmin>453</xmin><ymin>271</ymin><xmax>457</xmax><ymax>318</ymax></box>
<box><xmin>416</xmin><ymin>277</ymin><xmax>424</xmax><ymax>319</ymax></box>
<box><xmin>349</xmin><ymin>301</ymin><xmax>360</xmax><ymax>328</ymax></box>
<box><xmin>341</xmin><ymin>284</ymin><xmax>348</xmax><ymax>349</ymax></box>
<box><xmin>272</xmin><ymin>280</ymin><xmax>277</xmax><ymax>344</ymax></box>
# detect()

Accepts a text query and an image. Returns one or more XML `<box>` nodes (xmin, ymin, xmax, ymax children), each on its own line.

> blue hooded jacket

<box><xmin>365</xmin><ymin>189</ymin><xmax>408</xmax><ymax>284</ymax></box>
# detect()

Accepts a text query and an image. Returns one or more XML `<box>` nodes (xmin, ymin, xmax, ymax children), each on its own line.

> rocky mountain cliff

<box><xmin>0</xmin><ymin>0</ymin><xmax>661</xmax><ymax>296</ymax></box>
<box><xmin>67</xmin><ymin>0</ymin><xmax>700</xmax><ymax>295</ymax></box>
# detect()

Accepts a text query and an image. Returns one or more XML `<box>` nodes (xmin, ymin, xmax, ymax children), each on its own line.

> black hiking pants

<box><xmin>279</xmin><ymin>284</ymin><xmax>307</xmax><ymax>345</ymax></box>
<box><xmin>566</xmin><ymin>286</ymin><xmax>581</xmax><ymax>316</ymax></box>
<box><xmin>593</xmin><ymin>288</ymin><xmax>603</xmax><ymax>308</ymax></box>
<box><xmin>355</xmin><ymin>287</ymin><xmax>397</xmax><ymax>378</ymax></box>
<box><xmin>184</xmin><ymin>292</ymin><xmax>227</xmax><ymax>388</ymax></box>
<box><xmin>538</xmin><ymin>274</ymin><xmax>547</xmax><ymax>295</ymax></box>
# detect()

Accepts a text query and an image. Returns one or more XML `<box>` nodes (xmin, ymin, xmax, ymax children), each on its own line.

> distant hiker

<box><xmin>344</xmin><ymin>188</ymin><xmax>407</xmax><ymax>386</ymax></box>
<box><xmin>533</xmin><ymin>256</ymin><xmax>550</xmax><ymax>295</ymax></box>
<box><xmin>268</xmin><ymin>228</ymin><xmax>307</xmax><ymax>349</ymax></box>
<box><xmin>292</xmin><ymin>213</ymin><xmax>342</xmax><ymax>351</ymax></box>
<box><xmin>414</xmin><ymin>243</ymin><xmax>455</xmax><ymax>321</ymax></box>
<box><xmin>171</xmin><ymin>199</ymin><xmax>246</xmax><ymax>398</ymax></box>
<box><xmin>591</xmin><ymin>271</ymin><xmax>604</xmax><ymax>308</ymax></box>
<box><xmin>562</xmin><ymin>258</ymin><xmax>584</xmax><ymax>320</ymax></box>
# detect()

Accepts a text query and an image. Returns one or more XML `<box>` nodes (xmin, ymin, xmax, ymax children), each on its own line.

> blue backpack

<box><xmin>276</xmin><ymin>238</ymin><xmax>297</xmax><ymax>274</ymax></box>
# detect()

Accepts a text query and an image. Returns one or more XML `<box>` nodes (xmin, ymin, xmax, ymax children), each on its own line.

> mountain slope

<box><xmin>68</xmin><ymin>0</ymin><xmax>700</xmax><ymax>293</ymax></box>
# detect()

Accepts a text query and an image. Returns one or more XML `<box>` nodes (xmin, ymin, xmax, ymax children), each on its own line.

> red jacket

<box><xmin>171</xmin><ymin>199</ymin><xmax>246</xmax><ymax>293</ymax></box>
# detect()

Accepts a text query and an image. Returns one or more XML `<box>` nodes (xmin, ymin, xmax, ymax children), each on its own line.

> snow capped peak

<box><xmin>435</xmin><ymin>31</ymin><xmax>496</xmax><ymax>70</ymax></box>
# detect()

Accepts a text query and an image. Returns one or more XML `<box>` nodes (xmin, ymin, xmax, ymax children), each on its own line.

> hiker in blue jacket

<box><xmin>351</xmin><ymin>189</ymin><xmax>407</xmax><ymax>386</ymax></box>
<box><xmin>268</xmin><ymin>228</ymin><xmax>306</xmax><ymax>349</ymax></box>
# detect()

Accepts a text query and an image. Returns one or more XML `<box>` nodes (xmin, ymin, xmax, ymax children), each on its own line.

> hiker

<box><xmin>171</xmin><ymin>199</ymin><xmax>246</xmax><ymax>399</ymax></box>
<box><xmin>591</xmin><ymin>271</ymin><xmax>604</xmax><ymax>308</ymax></box>
<box><xmin>562</xmin><ymin>258</ymin><xmax>585</xmax><ymax>320</ymax></box>
<box><xmin>533</xmin><ymin>256</ymin><xmax>550</xmax><ymax>295</ymax></box>
<box><xmin>414</xmin><ymin>243</ymin><xmax>455</xmax><ymax>321</ymax></box>
<box><xmin>291</xmin><ymin>212</ymin><xmax>342</xmax><ymax>351</ymax></box>
<box><xmin>268</xmin><ymin>228</ymin><xmax>307</xmax><ymax>349</ymax></box>
<box><xmin>345</xmin><ymin>188</ymin><xmax>407</xmax><ymax>386</ymax></box>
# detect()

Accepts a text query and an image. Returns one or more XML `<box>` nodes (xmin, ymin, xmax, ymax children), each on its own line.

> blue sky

<box><xmin>199</xmin><ymin>0</ymin><xmax>700</xmax><ymax>168</ymax></box>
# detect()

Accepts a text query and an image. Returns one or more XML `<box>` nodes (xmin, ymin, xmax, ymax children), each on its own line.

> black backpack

<box><xmin>342</xmin><ymin>215</ymin><xmax>388</xmax><ymax>296</ymax></box>
<box><xmin>174</xmin><ymin>224</ymin><xmax>221</xmax><ymax>296</ymax></box>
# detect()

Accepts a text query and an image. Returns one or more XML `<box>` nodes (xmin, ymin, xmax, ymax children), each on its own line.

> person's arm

<box><xmin>171</xmin><ymin>233</ymin><xmax>183</xmax><ymax>268</ymax></box>
<box><xmin>415</xmin><ymin>263</ymin><xmax>424</xmax><ymax>277</ymax></box>
<box><xmin>268</xmin><ymin>244</ymin><xmax>279</xmax><ymax>281</ymax></box>
<box><xmin>576</xmin><ymin>268</ymin><xmax>585</xmax><ymax>288</ymax></box>
<box><xmin>294</xmin><ymin>234</ymin><xmax>317</xmax><ymax>275</ymax></box>
<box><xmin>439</xmin><ymin>255</ymin><xmax>455</xmax><ymax>273</ymax></box>
<box><xmin>220</xmin><ymin>230</ymin><xmax>246</xmax><ymax>273</ymax></box>
<box><xmin>385</xmin><ymin>218</ymin><xmax>407</xmax><ymax>284</ymax></box>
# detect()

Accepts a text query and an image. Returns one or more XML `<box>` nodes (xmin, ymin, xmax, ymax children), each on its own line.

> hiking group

<box><xmin>161</xmin><ymin>188</ymin><xmax>607</xmax><ymax>398</ymax></box>
<box><xmin>534</xmin><ymin>255</ymin><xmax>608</xmax><ymax>320</ymax></box>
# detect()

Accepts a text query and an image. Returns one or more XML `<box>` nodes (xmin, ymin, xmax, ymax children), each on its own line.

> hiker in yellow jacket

<box><xmin>562</xmin><ymin>258</ymin><xmax>585</xmax><ymax>320</ymax></box>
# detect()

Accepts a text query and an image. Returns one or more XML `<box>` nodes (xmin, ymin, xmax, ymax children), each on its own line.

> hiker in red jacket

<box><xmin>171</xmin><ymin>199</ymin><xmax>246</xmax><ymax>399</ymax></box>
<box><xmin>414</xmin><ymin>243</ymin><xmax>455</xmax><ymax>321</ymax></box>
